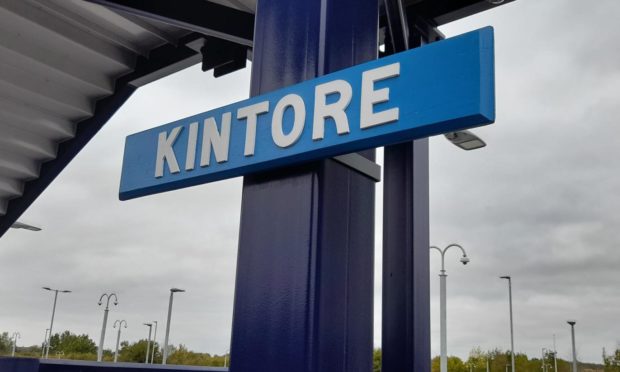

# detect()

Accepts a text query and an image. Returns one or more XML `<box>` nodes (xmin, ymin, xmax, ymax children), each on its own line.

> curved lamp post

<box><xmin>144</xmin><ymin>323</ymin><xmax>153</xmax><ymax>364</ymax></box>
<box><xmin>430</xmin><ymin>243</ymin><xmax>470</xmax><ymax>372</ymax></box>
<box><xmin>500</xmin><ymin>276</ymin><xmax>515</xmax><ymax>372</ymax></box>
<box><xmin>113</xmin><ymin>320</ymin><xmax>127</xmax><ymax>363</ymax></box>
<box><xmin>11</xmin><ymin>332</ymin><xmax>20</xmax><ymax>357</ymax></box>
<box><xmin>162</xmin><ymin>288</ymin><xmax>185</xmax><ymax>364</ymax></box>
<box><xmin>42</xmin><ymin>287</ymin><xmax>71</xmax><ymax>359</ymax></box>
<box><xmin>97</xmin><ymin>293</ymin><xmax>118</xmax><ymax>362</ymax></box>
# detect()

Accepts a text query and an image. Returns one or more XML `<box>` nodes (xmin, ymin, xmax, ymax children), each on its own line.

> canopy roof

<box><xmin>0</xmin><ymin>0</ymin><xmax>511</xmax><ymax>237</ymax></box>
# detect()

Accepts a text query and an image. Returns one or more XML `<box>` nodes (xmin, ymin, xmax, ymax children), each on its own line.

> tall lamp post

<box><xmin>41</xmin><ymin>329</ymin><xmax>49</xmax><ymax>358</ymax></box>
<box><xmin>567</xmin><ymin>320</ymin><xmax>577</xmax><ymax>372</ymax></box>
<box><xmin>162</xmin><ymin>288</ymin><xmax>185</xmax><ymax>364</ymax></box>
<box><xmin>42</xmin><ymin>286</ymin><xmax>71</xmax><ymax>359</ymax></box>
<box><xmin>150</xmin><ymin>320</ymin><xmax>158</xmax><ymax>364</ymax></box>
<box><xmin>500</xmin><ymin>276</ymin><xmax>515</xmax><ymax>372</ymax></box>
<box><xmin>553</xmin><ymin>334</ymin><xmax>558</xmax><ymax>372</ymax></box>
<box><xmin>97</xmin><ymin>293</ymin><xmax>118</xmax><ymax>362</ymax></box>
<box><xmin>113</xmin><ymin>320</ymin><xmax>127</xmax><ymax>363</ymax></box>
<box><xmin>11</xmin><ymin>332</ymin><xmax>20</xmax><ymax>357</ymax></box>
<box><xmin>144</xmin><ymin>323</ymin><xmax>153</xmax><ymax>364</ymax></box>
<box><xmin>430</xmin><ymin>244</ymin><xmax>470</xmax><ymax>372</ymax></box>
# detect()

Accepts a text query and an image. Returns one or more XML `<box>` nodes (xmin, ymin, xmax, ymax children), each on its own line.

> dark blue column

<box><xmin>229</xmin><ymin>1</ymin><xmax>378</xmax><ymax>371</ymax></box>
<box><xmin>382</xmin><ymin>28</ymin><xmax>431</xmax><ymax>371</ymax></box>
<box><xmin>382</xmin><ymin>139</ymin><xmax>430</xmax><ymax>372</ymax></box>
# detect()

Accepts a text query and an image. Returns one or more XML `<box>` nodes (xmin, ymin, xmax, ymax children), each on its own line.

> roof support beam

<box><xmin>86</xmin><ymin>0</ymin><xmax>255</xmax><ymax>47</ymax></box>
<box><xmin>403</xmin><ymin>0</ymin><xmax>515</xmax><ymax>26</ymax></box>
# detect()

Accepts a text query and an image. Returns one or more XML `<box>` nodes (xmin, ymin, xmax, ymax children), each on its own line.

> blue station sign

<box><xmin>120</xmin><ymin>27</ymin><xmax>495</xmax><ymax>200</ymax></box>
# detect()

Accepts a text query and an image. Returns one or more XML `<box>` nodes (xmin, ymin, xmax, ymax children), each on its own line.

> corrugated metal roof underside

<box><xmin>0</xmin><ymin>0</ymin><xmax>191</xmax><ymax>216</ymax></box>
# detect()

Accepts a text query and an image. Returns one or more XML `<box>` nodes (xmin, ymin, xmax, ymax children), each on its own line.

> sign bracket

<box><xmin>332</xmin><ymin>153</ymin><xmax>382</xmax><ymax>182</ymax></box>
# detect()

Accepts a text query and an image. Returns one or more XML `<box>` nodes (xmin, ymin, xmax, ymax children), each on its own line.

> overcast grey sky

<box><xmin>1</xmin><ymin>0</ymin><xmax>619</xmax><ymax>364</ymax></box>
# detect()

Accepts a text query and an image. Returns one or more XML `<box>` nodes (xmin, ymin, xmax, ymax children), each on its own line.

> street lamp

<box><xmin>41</xmin><ymin>329</ymin><xmax>49</xmax><ymax>358</ymax></box>
<box><xmin>567</xmin><ymin>320</ymin><xmax>577</xmax><ymax>372</ymax></box>
<box><xmin>500</xmin><ymin>276</ymin><xmax>516</xmax><ymax>372</ymax></box>
<box><xmin>553</xmin><ymin>334</ymin><xmax>558</xmax><ymax>372</ymax></box>
<box><xmin>150</xmin><ymin>320</ymin><xmax>158</xmax><ymax>364</ymax></box>
<box><xmin>430</xmin><ymin>244</ymin><xmax>470</xmax><ymax>372</ymax></box>
<box><xmin>113</xmin><ymin>320</ymin><xmax>127</xmax><ymax>363</ymax></box>
<box><xmin>144</xmin><ymin>323</ymin><xmax>153</xmax><ymax>364</ymax></box>
<box><xmin>162</xmin><ymin>287</ymin><xmax>185</xmax><ymax>364</ymax></box>
<box><xmin>11</xmin><ymin>332</ymin><xmax>20</xmax><ymax>357</ymax></box>
<box><xmin>42</xmin><ymin>286</ymin><xmax>71</xmax><ymax>359</ymax></box>
<box><xmin>97</xmin><ymin>293</ymin><xmax>118</xmax><ymax>362</ymax></box>
<box><xmin>444</xmin><ymin>130</ymin><xmax>486</xmax><ymax>151</ymax></box>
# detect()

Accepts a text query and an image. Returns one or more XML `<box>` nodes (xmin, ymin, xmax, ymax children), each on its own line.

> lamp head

<box><xmin>500</xmin><ymin>275</ymin><xmax>511</xmax><ymax>280</ymax></box>
<box><xmin>567</xmin><ymin>320</ymin><xmax>576</xmax><ymax>326</ymax></box>
<box><xmin>98</xmin><ymin>301</ymin><xmax>102</xmax><ymax>306</ymax></box>
<box><xmin>444</xmin><ymin>130</ymin><xmax>486</xmax><ymax>151</ymax></box>
<box><xmin>11</xmin><ymin>221</ymin><xmax>42</xmax><ymax>231</ymax></box>
<box><xmin>42</xmin><ymin>287</ymin><xmax>51</xmax><ymax>291</ymax></box>
<box><xmin>460</xmin><ymin>256</ymin><xmax>470</xmax><ymax>265</ymax></box>
<box><xmin>170</xmin><ymin>288</ymin><xmax>186</xmax><ymax>293</ymax></box>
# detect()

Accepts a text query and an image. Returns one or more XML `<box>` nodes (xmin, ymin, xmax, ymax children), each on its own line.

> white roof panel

<box><xmin>0</xmin><ymin>0</ymin><xmax>193</xmax><ymax>223</ymax></box>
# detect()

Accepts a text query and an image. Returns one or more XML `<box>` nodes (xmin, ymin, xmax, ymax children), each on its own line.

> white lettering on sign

<box><xmin>185</xmin><ymin>122</ymin><xmax>199</xmax><ymax>171</ymax></box>
<box><xmin>237</xmin><ymin>101</ymin><xmax>269</xmax><ymax>157</ymax></box>
<box><xmin>200</xmin><ymin>113</ymin><xmax>232</xmax><ymax>167</ymax></box>
<box><xmin>153</xmin><ymin>63</ymin><xmax>403</xmax><ymax>178</ymax></box>
<box><xmin>360</xmin><ymin>62</ymin><xmax>400</xmax><ymax>129</ymax></box>
<box><xmin>155</xmin><ymin>126</ymin><xmax>183</xmax><ymax>178</ymax></box>
<box><xmin>272</xmin><ymin>94</ymin><xmax>306</xmax><ymax>148</ymax></box>
<box><xmin>312</xmin><ymin>79</ymin><xmax>352</xmax><ymax>140</ymax></box>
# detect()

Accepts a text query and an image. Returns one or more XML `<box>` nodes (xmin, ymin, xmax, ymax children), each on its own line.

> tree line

<box><xmin>2</xmin><ymin>331</ymin><xmax>617</xmax><ymax>371</ymax></box>
<box><xmin>373</xmin><ymin>346</ymin><xmax>614</xmax><ymax>372</ymax></box>
<box><xmin>0</xmin><ymin>331</ymin><xmax>228</xmax><ymax>366</ymax></box>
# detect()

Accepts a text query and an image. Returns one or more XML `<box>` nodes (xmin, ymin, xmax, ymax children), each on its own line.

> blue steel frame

<box><xmin>229</xmin><ymin>0</ymin><xmax>378</xmax><ymax>371</ymax></box>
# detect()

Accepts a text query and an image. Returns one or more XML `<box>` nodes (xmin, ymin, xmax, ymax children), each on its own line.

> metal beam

<box><xmin>0</xmin><ymin>34</ymin><xmax>205</xmax><ymax>237</ymax></box>
<box><xmin>384</xmin><ymin>0</ymin><xmax>410</xmax><ymax>52</ymax></box>
<box><xmin>86</xmin><ymin>0</ymin><xmax>255</xmax><ymax>47</ymax></box>
<box><xmin>404</xmin><ymin>0</ymin><xmax>516</xmax><ymax>26</ymax></box>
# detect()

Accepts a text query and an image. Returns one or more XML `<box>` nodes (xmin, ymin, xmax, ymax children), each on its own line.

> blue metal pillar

<box><xmin>382</xmin><ymin>25</ymin><xmax>431</xmax><ymax>372</ymax></box>
<box><xmin>229</xmin><ymin>1</ymin><xmax>378</xmax><ymax>371</ymax></box>
<box><xmin>382</xmin><ymin>139</ymin><xmax>430</xmax><ymax>372</ymax></box>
